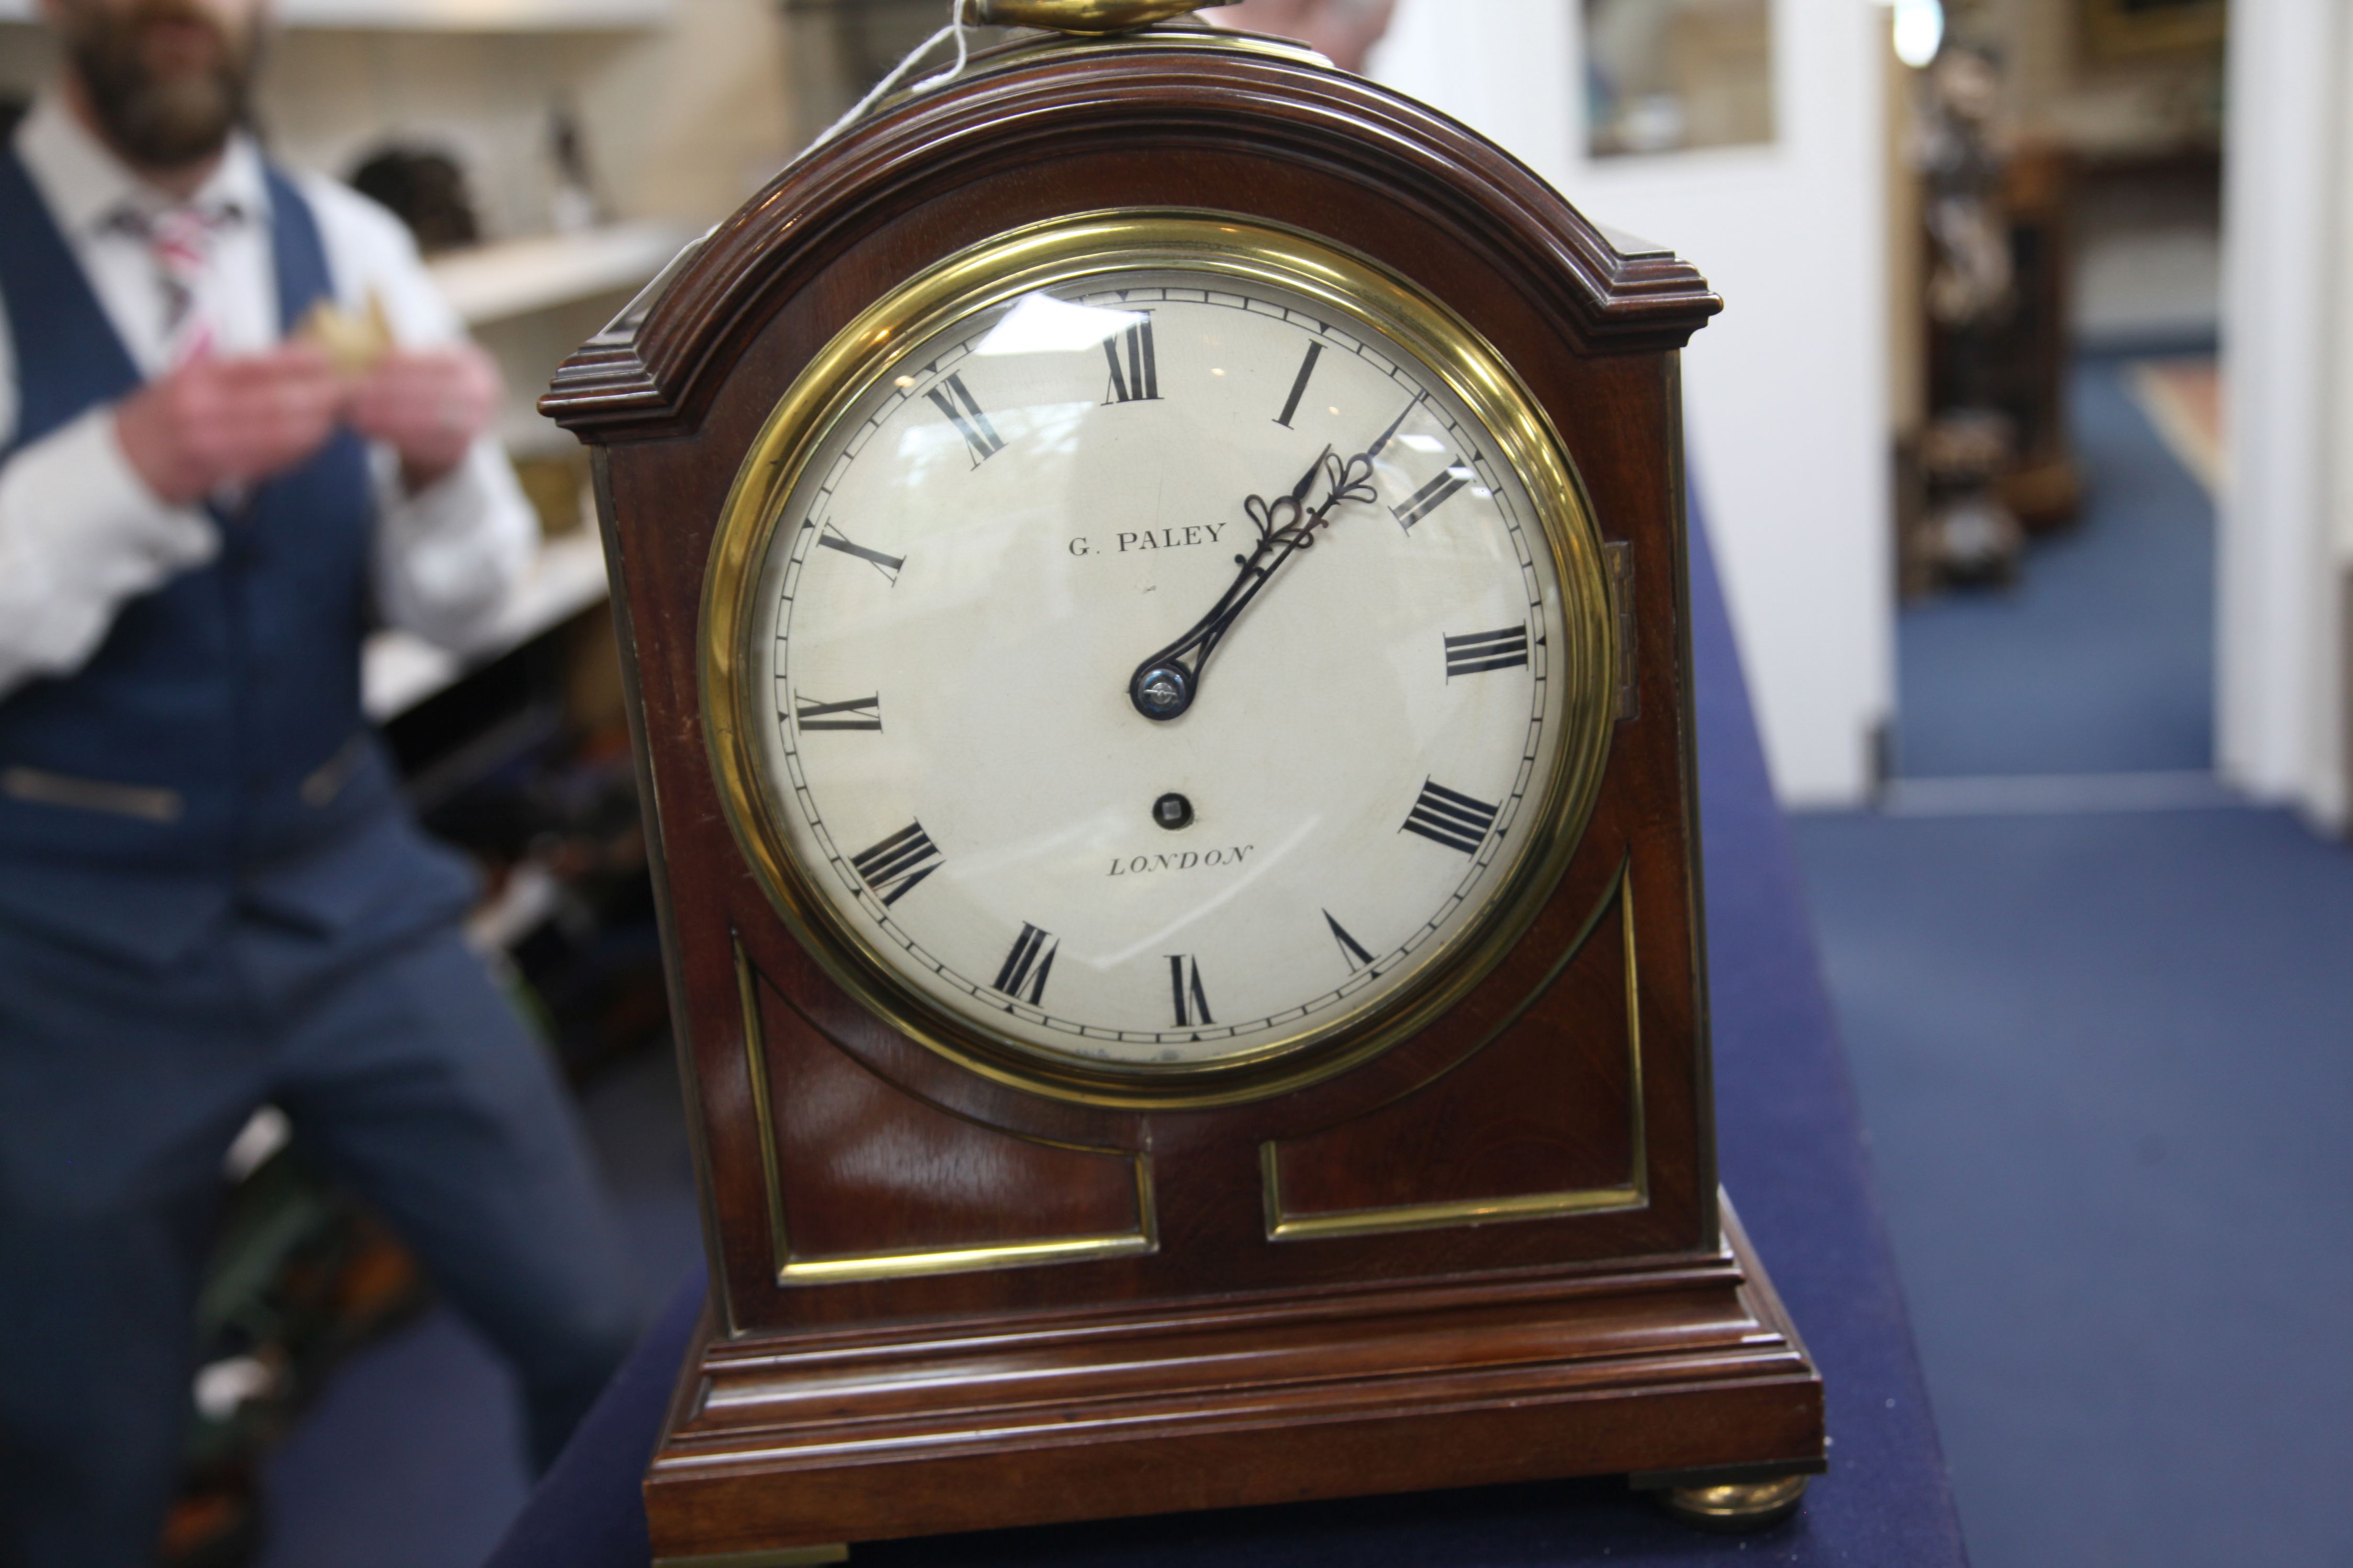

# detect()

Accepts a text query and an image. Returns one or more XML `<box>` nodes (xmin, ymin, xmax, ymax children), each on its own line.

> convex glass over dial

<box><xmin>708</xmin><ymin>216</ymin><xmax>1615</xmax><ymax>1100</ymax></box>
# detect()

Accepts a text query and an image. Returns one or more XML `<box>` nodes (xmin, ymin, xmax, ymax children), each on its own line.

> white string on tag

<box><xmin>801</xmin><ymin>0</ymin><xmax>975</xmax><ymax>161</ymax></box>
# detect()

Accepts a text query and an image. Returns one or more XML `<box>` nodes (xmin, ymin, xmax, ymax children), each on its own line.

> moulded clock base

<box><xmin>642</xmin><ymin>1196</ymin><xmax>1824</xmax><ymax>1561</ymax></box>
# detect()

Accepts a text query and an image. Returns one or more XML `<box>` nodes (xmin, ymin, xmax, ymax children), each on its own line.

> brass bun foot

<box><xmin>1658</xmin><ymin>1473</ymin><xmax>1809</xmax><ymax>1533</ymax></box>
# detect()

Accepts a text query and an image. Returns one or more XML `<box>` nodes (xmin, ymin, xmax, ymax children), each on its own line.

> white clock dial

<box><xmin>741</xmin><ymin>265</ymin><xmax>1593</xmax><ymax>1076</ymax></box>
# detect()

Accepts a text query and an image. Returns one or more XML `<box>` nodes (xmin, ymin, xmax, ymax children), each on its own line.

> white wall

<box><xmin>2216</xmin><ymin>0</ymin><xmax>2348</xmax><ymax>831</ymax></box>
<box><xmin>1373</xmin><ymin>0</ymin><xmax>1892</xmax><ymax>806</ymax></box>
<box><xmin>4</xmin><ymin>0</ymin><xmax>794</xmax><ymax>238</ymax></box>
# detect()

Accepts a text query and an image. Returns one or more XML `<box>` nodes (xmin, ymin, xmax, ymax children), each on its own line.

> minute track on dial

<box><xmin>731</xmin><ymin>251</ymin><xmax>1594</xmax><ymax>1076</ymax></box>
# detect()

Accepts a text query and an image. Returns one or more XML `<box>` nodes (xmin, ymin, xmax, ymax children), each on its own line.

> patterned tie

<box><xmin>110</xmin><ymin>202</ymin><xmax>234</xmax><ymax>363</ymax></box>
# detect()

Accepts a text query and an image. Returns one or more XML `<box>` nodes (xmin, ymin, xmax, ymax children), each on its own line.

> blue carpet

<box><xmin>1895</xmin><ymin>355</ymin><xmax>2214</xmax><ymax>777</ymax></box>
<box><xmin>257</xmin><ymin>1042</ymin><xmax>705</xmax><ymax>1568</ymax></box>
<box><xmin>255</xmin><ymin>1308</ymin><xmax>528</xmax><ymax>1568</ymax></box>
<box><xmin>1796</xmin><ymin>346</ymin><xmax>2353</xmax><ymax>1565</ymax></box>
<box><xmin>1789</xmin><ymin>806</ymin><xmax>2353</xmax><ymax>1567</ymax></box>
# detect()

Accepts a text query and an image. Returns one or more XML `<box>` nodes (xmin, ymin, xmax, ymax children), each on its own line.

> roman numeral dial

<box><xmin>1401</xmin><ymin>780</ymin><xmax>1501</xmax><ymax>855</ymax></box>
<box><xmin>849</xmin><ymin>822</ymin><xmax>942</xmax><ymax>906</ymax></box>
<box><xmin>1102</xmin><ymin>315</ymin><xmax>1160</xmax><ymax>404</ymax></box>
<box><xmin>993</xmin><ymin>924</ymin><xmax>1058</xmax><ymax>1005</ymax></box>
<box><xmin>1275</xmin><ymin>342</ymin><xmax>1322</xmax><ymax>428</ymax></box>
<box><xmin>794</xmin><ymin>693</ymin><xmax>881</xmax><ymax>731</ymax></box>
<box><xmin>1393</xmin><ymin>464</ymin><xmax>1473</xmax><ymax>530</ymax></box>
<box><xmin>1444</xmin><ymin>626</ymin><xmax>1530</xmax><ymax>678</ymax></box>
<box><xmin>926</xmin><ymin>372</ymin><xmax>1004</xmax><ymax>465</ymax></box>
<box><xmin>816</xmin><ymin>524</ymin><xmax>904</xmax><ymax>584</ymax></box>
<box><xmin>1168</xmin><ymin>955</ymin><xmax>1211</xmax><ymax>1028</ymax></box>
<box><xmin>748</xmin><ymin>265</ymin><xmax>1587</xmax><ymax>1075</ymax></box>
<box><xmin>1324</xmin><ymin>910</ymin><xmax>1377</xmax><ymax>975</ymax></box>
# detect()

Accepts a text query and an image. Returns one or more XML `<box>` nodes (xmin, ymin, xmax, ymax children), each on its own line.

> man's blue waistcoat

<box><xmin>0</xmin><ymin>146</ymin><xmax>468</xmax><ymax>968</ymax></box>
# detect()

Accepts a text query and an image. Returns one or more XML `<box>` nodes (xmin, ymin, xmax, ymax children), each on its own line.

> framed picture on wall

<box><xmin>1583</xmin><ymin>0</ymin><xmax>1774</xmax><ymax>159</ymax></box>
<box><xmin>2081</xmin><ymin>0</ymin><xmax>2225</xmax><ymax>59</ymax></box>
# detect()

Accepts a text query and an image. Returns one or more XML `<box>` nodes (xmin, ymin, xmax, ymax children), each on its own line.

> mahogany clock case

<box><xmin>544</xmin><ymin>24</ymin><xmax>1823</xmax><ymax>1559</ymax></box>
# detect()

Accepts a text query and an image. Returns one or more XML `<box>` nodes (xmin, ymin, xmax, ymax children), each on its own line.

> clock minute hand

<box><xmin>1127</xmin><ymin>398</ymin><xmax>1409</xmax><ymax>722</ymax></box>
<box><xmin>1124</xmin><ymin>452</ymin><xmax>1325</xmax><ymax>722</ymax></box>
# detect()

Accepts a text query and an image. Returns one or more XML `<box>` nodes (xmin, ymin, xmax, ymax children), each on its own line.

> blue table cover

<box><xmin>487</xmin><ymin>518</ymin><xmax>1971</xmax><ymax>1567</ymax></box>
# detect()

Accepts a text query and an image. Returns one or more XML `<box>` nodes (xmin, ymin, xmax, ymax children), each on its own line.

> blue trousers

<box><xmin>0</xmin><ymin>880</ymin><xmax>640</xmax><ymax>1568</ymax></box>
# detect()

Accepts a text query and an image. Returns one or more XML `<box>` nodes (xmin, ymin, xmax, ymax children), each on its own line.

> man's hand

<box><xmin>346</xmin><ymin>344</ymin><xmax>501</xmax><ymax>495</ymax></box>
<box><xmin>1205</xmin><ymin>1</ymin><xmax>1396</xmax><ymax>73</ymax></box>
<box><xmin>114</xmin><ymin>344</ymin><xmax>344</xmax><ymax>506</ymax></box>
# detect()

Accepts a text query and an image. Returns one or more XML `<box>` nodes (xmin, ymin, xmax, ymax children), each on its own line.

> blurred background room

<box><xmin>3</xmin><ymin>0</ymin><xmax>2346</xmax><ymax>1563</ymax></box>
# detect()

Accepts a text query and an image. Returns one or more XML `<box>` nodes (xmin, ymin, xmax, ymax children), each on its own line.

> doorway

<box><xmin>1888</xmin><ymin>0</ymin><xmax>2225</xmax><ymax>806</ymax></box>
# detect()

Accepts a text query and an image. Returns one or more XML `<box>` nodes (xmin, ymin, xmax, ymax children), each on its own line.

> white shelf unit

<box><xmin>426</xmin><ymin>223</ymin><xmax>695</xmax><ymax>326</ymax></box>
<box><xmin>362</xmin><ymin>528</ymin><xmax>607</xmax><ymax>721</ymax></box>
<box><xmin>0</xmin><ymin>0</ymin><xmax>670</xmax><ymax>27</ymax></box>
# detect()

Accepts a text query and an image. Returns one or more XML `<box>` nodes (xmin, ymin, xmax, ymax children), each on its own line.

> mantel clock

<box><xmin>545</xmin><ymin>6</ymin><xmax>1825</xmax><ymax>1560</ymax></box>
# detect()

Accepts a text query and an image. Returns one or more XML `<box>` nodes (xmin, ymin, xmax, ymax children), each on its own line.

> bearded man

<box><xmin>0</xmin><ymin>0</ymin><xmax>639</xmax><ymax>1561</ymax></box>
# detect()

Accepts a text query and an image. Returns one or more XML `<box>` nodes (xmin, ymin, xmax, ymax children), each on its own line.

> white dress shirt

<box><xmin>0</xmin><ymin>93</ymin><xmax>538</xmax><ymax>700</ymax></box>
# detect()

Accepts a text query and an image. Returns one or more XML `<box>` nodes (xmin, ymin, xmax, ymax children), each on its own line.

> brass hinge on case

<box><xmin>1605</xmin><ymin>540</ymin><xmax>1638</xmax><ymax>721</ymax></box>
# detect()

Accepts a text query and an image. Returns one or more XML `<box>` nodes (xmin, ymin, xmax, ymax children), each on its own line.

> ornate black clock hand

<box><xmin>1127</xmin><ymin>398</ymin><xmax>1416</xmax><ymax>721</ymax></box>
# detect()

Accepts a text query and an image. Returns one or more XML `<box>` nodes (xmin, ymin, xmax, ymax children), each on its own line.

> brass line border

<box><xmin>733</xmin><ymin>938</ymin><xmax>1157</xmax><ymax>1285</ymax></box>
<box><xmin>733</xmin><ymin>935</ymin><xmax>793</xmax><ymax>1278</ymax></box>
<box><xmin>701</xmin><ymin>209</ymin><xmax>1618</xmax><ymax>1109</ymax></box>
<box><xmin>1259</xmin><ymin>865</ymin><xmax>1649</xmax><ymax>1241</ymax></box>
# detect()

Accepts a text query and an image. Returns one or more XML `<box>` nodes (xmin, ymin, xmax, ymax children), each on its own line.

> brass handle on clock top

<box><xmin>959</xmin><ymin>0</ymin><xmax>1202</xmax><ymax>34</ymax></box>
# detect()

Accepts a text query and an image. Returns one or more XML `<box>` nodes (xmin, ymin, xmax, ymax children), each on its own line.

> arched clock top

<box><xmin>540</xmin><ymin>26</ymin><xmax>1719</xmax><ymax>443</ymax></box>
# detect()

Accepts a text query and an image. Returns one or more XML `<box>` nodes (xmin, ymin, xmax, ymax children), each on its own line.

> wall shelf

<box><xmin>426</xmin><ymin>223</ymin><xmax>695</xmax><ymax>325</ymax></box>
<box><xmin>363</xmin><ymin>528</ymin><xmax>607</xmax><ymax>721</ymax></box>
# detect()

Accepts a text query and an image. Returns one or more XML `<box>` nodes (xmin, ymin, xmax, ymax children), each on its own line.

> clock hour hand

<box><xmin>1126</xmin><ymin>398</ymin><xmax>1411</xmax><ymax>721</ymax></box>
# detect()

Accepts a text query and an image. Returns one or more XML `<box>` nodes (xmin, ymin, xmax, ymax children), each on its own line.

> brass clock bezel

<box><xmin>701</xmin><ymin>209</ymin><xmax>1617</xmax><ymax>1108</ymax></box>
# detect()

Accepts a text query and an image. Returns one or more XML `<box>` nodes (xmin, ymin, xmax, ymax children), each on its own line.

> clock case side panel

<box><xmin>1664</xmin><ymin>349</ymin><xmax>1724</xmax><ymax>1247</ymax></box>
<box><xmin>584</xmin><ymin>446</ymin><xmax>733</xmax><ymax>1328</ymax></box>
<box><xmin>546</xmin><ymin>34</ymin><xmax>1728</xmax><ymax>1336</ymax></box>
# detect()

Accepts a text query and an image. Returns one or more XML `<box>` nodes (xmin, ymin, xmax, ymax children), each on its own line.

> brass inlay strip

<box><xmin>1260</xmin><ymin>870</ymin><xmax>1649</xmax><ymax>1241</ymax></box>
<box><xmin>734</xmin><ymin>938</ymin><xmax>1157</xmax><ymax>1285</ymax></box>
<box><xmin>1257</xmin><ymin>1161</ymin><xmax>1642</xmax><ymax>1241</ymax></box>
<box><xmin>734</xmin><ymin>938</ymin><xmax>796</xmax><ymax>1280</ymax></box>
<box><xmin>1622</xmin><ymin>866</ymin><xmax>1650</xmax><ymax>1208</ymax></box>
